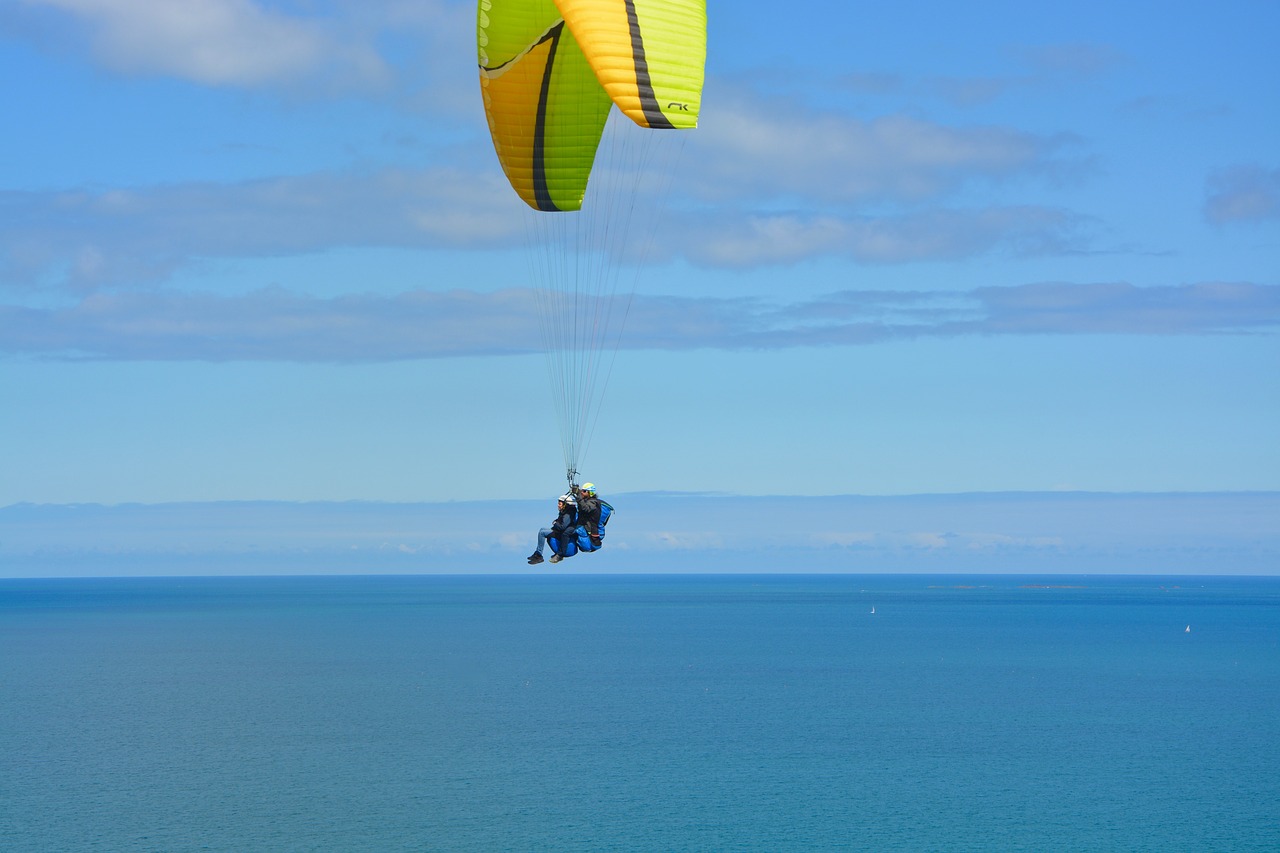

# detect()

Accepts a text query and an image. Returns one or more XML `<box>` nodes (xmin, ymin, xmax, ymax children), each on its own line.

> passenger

<box><xmin>528</xmin><ymin>494</ymin><xmax>576</xmax><ymax>565</ymax></box>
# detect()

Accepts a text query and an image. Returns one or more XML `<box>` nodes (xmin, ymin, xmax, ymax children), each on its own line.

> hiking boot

<box><xmin>548</xmin><ymin>554</ymin><xmax>563</xmax><ymax>563</ymax></box>
<box><xmin>527</xmin><ymin>552</ymin><xmax>544</xmax><ymax>565</ymax></box>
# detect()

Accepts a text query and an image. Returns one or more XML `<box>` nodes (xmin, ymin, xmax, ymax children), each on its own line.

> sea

<box><xmin>1</xmin><ymin>574</ymin><xmax>1277</xmax><ymax>853</ymax></box>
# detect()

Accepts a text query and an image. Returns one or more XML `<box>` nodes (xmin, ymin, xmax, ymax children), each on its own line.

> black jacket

<box><xmin>575</xmin><ymin>495</ymin><xmax>601</xmax><ymax>536</ymax></box>
<box><xmin>550</xmin><ymin>505</ymin><xmax>577</xmax><ymax>535</ymax></box>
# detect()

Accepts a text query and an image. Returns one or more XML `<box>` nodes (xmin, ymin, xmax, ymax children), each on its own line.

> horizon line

<box><xmin>4</xmin><ymin>488</ymin><xmax>1280</xmax><ymax>511</ymax></box>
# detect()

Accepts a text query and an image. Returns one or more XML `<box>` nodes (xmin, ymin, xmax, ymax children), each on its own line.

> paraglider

<box><xmin>478</xmin><ymin>0</ymin><xmax>705</xmax><ymax>564</ymax></box>
<box><xmin>477</xmin><ymin>0</ymin><xmax>706</xmax><ymax>502</ymax></box>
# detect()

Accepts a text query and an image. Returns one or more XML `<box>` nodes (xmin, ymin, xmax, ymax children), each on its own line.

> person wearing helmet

<box><xmin>574</xmin><ymin>482</ymin><xmax>603</xmax><ymax>548</ymax></box>
<box><xmin>528</xmin><ymin>493</ymin><xmax>576</xmax><ymax>565</ymax></box>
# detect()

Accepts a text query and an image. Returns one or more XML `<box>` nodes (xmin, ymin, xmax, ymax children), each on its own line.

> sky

<box><xmin>1</xmin><ymin>0</ymin><xmax>1278</xmax><ymax>511</ymax></box>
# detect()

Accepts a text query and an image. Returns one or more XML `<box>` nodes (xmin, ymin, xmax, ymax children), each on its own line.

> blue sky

<box><xmin>1</xmin><ymin>0</ymin><xmax>1278</xmax><ymax>509</ymax></box>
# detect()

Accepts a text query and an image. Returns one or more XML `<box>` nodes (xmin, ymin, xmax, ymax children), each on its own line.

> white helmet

<box><xmin>558</xmin><ymin>493</ymin><xmax>576</xmax><ymax>505</ymax></box>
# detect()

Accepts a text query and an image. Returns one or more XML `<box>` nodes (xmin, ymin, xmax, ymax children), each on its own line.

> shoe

<box><xmin>527</xmin><ymin>552</ymin><xmax>544</xmax><ymax>565</ymax></box>
<box><xmin>548</xmin><ymin>554</ymin><xmax>563</xmax><ymax>563</ymax></box>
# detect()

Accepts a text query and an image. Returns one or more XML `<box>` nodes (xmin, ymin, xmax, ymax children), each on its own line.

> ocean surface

<box><xmin>2</xmin><ymin>574</ymin><xmax>1277</xmax><ymax>852</ymax></box>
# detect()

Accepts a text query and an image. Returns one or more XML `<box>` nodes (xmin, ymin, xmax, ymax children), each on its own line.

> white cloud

<box><xmin>973</xmin><ymin>281</ymin><xmax>1280</xmax><ymax>335</ymax></box>
<box><xmin>1204</xmin><ymin>165</ymin><xmax>1280</xmax><ymax>224</ymax></box>
<box><xmin>692</xmin><ymin>95</ymin><xmax>1076</xmax><ymax>204</ymax></box>
<box><xmin>4</xmin><ymin>281</ymin><xmax>1274</xmax><ymax>362</ymax></box>
<box><xmin>686</xmin><ymin>207</ymin><xmax>1086</xmax><ymax>267</ymax></box>
<box><xmin>0</xmin><ymin>169</ymin><xmax>521</xmax><ymax>290</ymax></box>
<box><xmin>0</xmin><ymin>287</ymin><xmax>543</xmax><ymax>360</ymax></box>
<box><xmin>0</xmin><ymin>171</ymin><xmax>1090</xmax><ymax>293</ymax></box>
<box><xmin>21</xmin><ymin>0</ymin><xmax>395</xmax><ymax>87</ymax></box>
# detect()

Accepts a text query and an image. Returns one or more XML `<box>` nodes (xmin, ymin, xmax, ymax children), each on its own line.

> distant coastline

<box><xmin>3</xmin><ymin>491</ymin><xmax>1277</xmax><ymax>578</ymax></box>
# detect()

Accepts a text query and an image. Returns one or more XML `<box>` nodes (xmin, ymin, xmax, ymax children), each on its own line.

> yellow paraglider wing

<box><xmin>478</xmin><ymin>0</ymin><xmax>613</xmax><ymax>211</ymax></box>
<box><xmin>554</xmin><ymin>0</ymin><xmax>706</xmax><ymax>130</ymax></box>
<box><xmin>478</xmin><ymin>1</ymin><xmax>706</xmax><ymax>209</ymax></box>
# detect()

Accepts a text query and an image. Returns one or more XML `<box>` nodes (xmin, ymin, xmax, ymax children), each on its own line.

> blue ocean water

<box><xmin>1</xmin><ymin>574</ymin><xmax>1277</xmax><ymax>852</ymax></box>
